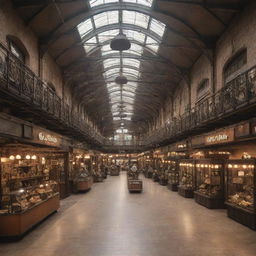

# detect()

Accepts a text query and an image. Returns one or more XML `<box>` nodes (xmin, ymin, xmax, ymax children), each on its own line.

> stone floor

<box><xmin>1</xmin><ymin>172</ymin><xmax>256</xmax><ymax>256</ymax></box>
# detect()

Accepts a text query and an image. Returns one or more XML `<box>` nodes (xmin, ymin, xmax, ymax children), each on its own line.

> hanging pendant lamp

<box><xmin>115</xmin><ymin>75</ymin><xmax>128</xmax><ymax>85</ymax></box>
<box><xmin>110</xmin><ymin>33</ymin><xmax>131</xmax><ymax>51</ymax></box>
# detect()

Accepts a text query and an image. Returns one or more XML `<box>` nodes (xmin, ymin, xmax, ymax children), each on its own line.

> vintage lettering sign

<box><xmin>33</xmin><ymin>128</ymin><xmax>61</xmax><ymax>146</ymax></box>
<box><xmin>205</xmin><ymin>129</ymin><xmax>234</xmax><ymax>145</ymax></box>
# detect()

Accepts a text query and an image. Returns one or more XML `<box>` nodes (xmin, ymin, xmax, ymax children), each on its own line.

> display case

<box><xmin>127</xmin><ymin>174</ymin><xmax>143</xmax><ymax>193</ymax></box>
<box><xmin>73</xmin><ymin>167</ymin><xmax>93</xmax><ymax>192</ymax></box>
<box><xmin>178</xmin><ymin>159</ymin><xmax>196</xmax><ymax>198</ymax></box>
<box><xmin>110</xmin><ymin>165</ymin><xmax>120</xmax><ymax>176</ymax></box>
<box><xmin>152</xmin><ymin>169</ymin><xmax>160</xmax><ymax>182</ymax></box>
<box><xmin>225</xmin><ymin>159</ymin><xmax>256</xmax><ymax>230</ymax></box>
<box><xmin>158</xmin><ymin>164</ymin><xmax>168</xmax><ymax>186</ymax></box>
<box><xmin>0</xmin><ymin>153</ymin><xmax>60</xmax><ymax>239</ymax></box>
<box><xmin>167</xmin><ymin>160</ymin><xmax>179</xmax><ymax>191</ymax></box>
<box><xmin>145</xmin><ymin>165</ymin><xmax>153</xmax><ymax>178</ymax></box>
<box><xmin>194</xmin><ymin>159</ymin><xmax>225</xmax><ymax>209</ymax></box>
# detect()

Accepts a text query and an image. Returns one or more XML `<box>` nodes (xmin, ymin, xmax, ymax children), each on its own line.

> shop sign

<box><xmin>205</xmin><ymin>129</ymin><xmax>234</xmax><ymax>145</ymax></box>
<box><xmin>39</xmin><ymin>132</ymin><xmax>58</xmax><ymax>143</ymax></box>
<box><xmin>174</xmin><ymin>140</ymin><xmax>187</xmax><ymax>151</ymax></box>
<box><xmin>235</xmin><ymin>122</ymin><xmax>250</xmax><ymax>138</ymax></box>
<box><xmin>33</xmin><ymin>128</ymin><xmax>61</xmax><ymax>146</ymax></box>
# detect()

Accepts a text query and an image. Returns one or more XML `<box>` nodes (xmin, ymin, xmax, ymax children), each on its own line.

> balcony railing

<box><xmin>145</xmin><ymin>65</ymin><xmax>256</xmax><ymax>146</ymax></box>
<box><xmin>1</xmin><ymin>41</ymin><xmax>256</xmax><ymax>150</ymax></box>
<box><xmin>0</xmin><ymin>42</ymin><xmax>105</xmax><ymax>146</ymax></box>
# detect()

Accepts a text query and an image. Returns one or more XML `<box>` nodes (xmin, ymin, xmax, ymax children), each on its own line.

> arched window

<box><xmin>7</xmin><ymin>35</ymin><xmax>29</xmax><ymax>64</ymax></box>
<box><xmin>224</xmin><ymin>49</ymin><xmax>247</xmax><ymax>82</ymax></box>
<box><xmin>197</xmin><ymin>79</ymin><xmax>209</xmax><ymax>101</ymax></box>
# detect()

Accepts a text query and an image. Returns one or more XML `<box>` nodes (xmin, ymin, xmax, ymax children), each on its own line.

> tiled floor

<box><xmin>1</xmin><ymin>172</ymin><xmax>256</xmax><ymax>256</ymax></box>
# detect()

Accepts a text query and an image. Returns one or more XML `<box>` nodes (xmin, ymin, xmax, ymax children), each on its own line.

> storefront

<box><xmin>188</xmin><ymin>119</ymin><xmax>256</xmax><ymax>229</ymax></box>
<box><xmin>0</xmin><ymin>113</ymin><xmax>72</xmax><ymax>239</ymax></box>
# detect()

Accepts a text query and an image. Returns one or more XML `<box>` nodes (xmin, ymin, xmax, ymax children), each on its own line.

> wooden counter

<box><xmin>0</xmin><ymin>194</ymin><xmax>60</xmax><ymax>240</ymax></box>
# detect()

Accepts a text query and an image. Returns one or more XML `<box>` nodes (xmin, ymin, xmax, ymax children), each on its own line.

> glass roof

<box><xmin>77</xmin><ymin>2</ymin><xmax>166</xmax><ymax>129</ymax></box>
<box><xmin>89</xmin><ymin>0</ymin><xmax>153</xmax><ymax>8</ymax></box>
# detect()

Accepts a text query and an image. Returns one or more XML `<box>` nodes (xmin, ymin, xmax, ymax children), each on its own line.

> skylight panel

<box><xmin>150</xmin><ymin>18</ymin><xmax>166</xmax><ymax>38</ymax></box>
<box><xmin>123</xmin><ymin>43</ymin><xmax>143</xmax><ymax>56</ymax></box>
<box><xmin>93</xmin><ymin>11</ymin><xmax>119</xmax><ymax>28</ymax></box>
<box><xmin>108</xmin><ymin>86</ymin><xmax>121</xmax><ymax>93</ymax></box>
<box><xmin>123</xmin><ymin>85</ymin><xmax>137</xmax><ymax>92</ymax></box>
<box><xmin>77</xmin><ymin>19</ymin><xmax>93</xmax><ymax>38</ymax></box>
<box><xmin>83</xmin><ymin>36</ymin><xmax>97</xmax><ymax>53</ymax></box>
<box><xmin>123</xmin><ymin>68</ymin><xmax>140</xmax><ymax>78</ymax></box>
<box><xmin>123</xmin><ymin>96</ymin><xmax>134</xmax><ymax>103</ymax></box>
<box><xmin>123</xmin><ymin>30</ymin><xmax>146</xmax><ymax>44</ymax></box>
<box><xmin>89</xmin><ymin>0</ymin><xmax>119</xmax><ymax>8</ymax></box>
<box><xmin>110</xmin><ymin>95</ymin><xmax>121</xmax><ymax>103</ymax></box>
<box><xmin>98</xmin><ymin>30</ymin><xmax>119</xmax><ymax>43</ymax></box>
<box><xmin>105</xmin><ymin>68</ymin><xmax>120</xmax><ymax>78</ymax></box>
<box><xmin>123</xmin><ymin>90</ymin><xmax>136</xmax><ymax>97</ymax></box>
<box><xmin>123</xmin><ymin>11</ymin><xmax>150</xmax><ymax>29</ymax></box>
<box><xmin>103</xmin><ymin>58</ymin><xmax>120</xmax><ymax>69</ymax></box>
<box><xmin>123</xmin><ymin>0</ymin><xmax>153</xmax><ymax>7</ymax></box>
<box><xmin>122</xmin><ymin>58</ymin><xmax>140</xmax><ymax>69</ymax></box>
<box><xmin>145</xmin><ymin>36</ymin><xmax>159</xmax><ymax>53</ymax></box>
<box><xmin>109</xmin><ymin>93</ymin><xmax>121</xmax><ymax>99</ymax></box>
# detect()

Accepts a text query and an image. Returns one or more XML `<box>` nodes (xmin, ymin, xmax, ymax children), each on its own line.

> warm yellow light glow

<box><xmin>16</xmin><ymin>155</ymin><xmax>21</xmax><ymax>160</ymax></box>
<box><xmin>25</xmin><ymin>155</ymin><xmax>31</xmax><ymax>160</ymax></box>
<box><xmin>9</xmin><ymin>155</ymin><xmax>15</xmax><ymax>160</ymax></box>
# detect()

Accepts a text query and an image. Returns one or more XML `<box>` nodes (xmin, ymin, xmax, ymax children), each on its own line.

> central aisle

<box><xmin>1</xmin><ymin>172</ymin><xmax>256</xmax><ymax>256</ymax></box>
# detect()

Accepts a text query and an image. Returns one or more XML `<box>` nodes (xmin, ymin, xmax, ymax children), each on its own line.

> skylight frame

<box><xmin>93</xmin><ymin>11</ymin><xmax>119</xmax><ymax>29</ymax></box>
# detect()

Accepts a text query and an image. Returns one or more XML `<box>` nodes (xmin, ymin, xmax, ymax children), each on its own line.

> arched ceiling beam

<box><xmin>154</xmin><ymin>1</ymin><xmax>227</xmax><ymax>27</ymax></box>
<box><xmin>54</xmin><ymin>23</ymin><xmax>174</xmax><ymax>61</ymax></box>
<box><xmin>97</xmin><ymin>64</ymin><xmax>169</xmax><ymax>75</ymax></box>
<box><xmin>156</xmin><ymin>0</ymin><xmax>244</xmax><ymax>12</ymax></box>
<box><xmin>13</xmin><ymin>0</ymin><xmax>83</xmax><ymax>8</ymax></box>
<box><xmin>63</xmin><ymin>52</ymin><xmax>185</xmax><ymax>75</ymax></box>
<box><xmin>40</xmin><ymin>3</ymin><xmax>210</xmax><ymax>51</ymax></box>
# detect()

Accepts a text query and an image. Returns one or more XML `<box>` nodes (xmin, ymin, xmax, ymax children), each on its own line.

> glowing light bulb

<box><xmin>25</xmin><ymin>155</ymin><xmax>31</xmax><ymax>160</ymax></box>
<box><xmin>16</xmin><ymin>155</ymin><xmax>21</xmax><ymax>160</ymax></box>
<box><xmin>9</xmin><ymin>155</ymin><xmax>15</xmax><ymax>160</ymax></box>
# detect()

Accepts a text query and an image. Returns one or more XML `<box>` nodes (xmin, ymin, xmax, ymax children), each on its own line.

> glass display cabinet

<box><xmin>225</xmin><ymin>159</ymin><xmax>256</xmax><ymax>230</ymax></box>
<box><xmin>178</xmin><ymin>159</ymin><xmax>196</xmax><ymax>198</ymax></box>
<box><xmin>0</xmin><ymin>153</ymin><xmax>60</xmax><ymax>239</ymax></box>
<box><xmin>167</xmin><ymin>160</ymin><xmax>179</xmax><ymax>191</ymax></box>
<box><xmin>194</xmin><ymin>159</ymin><xmax>225</xmax><ymax>209</ymax></box>
<box><xmin>73</xmin><ymin>166</ymin><xmax>93</xmax><ymax>192</ymax></box>
<box><xmin>159</xmin><ymin>164</ymin><xmax>168</xmax><ymax>186</ymax></box>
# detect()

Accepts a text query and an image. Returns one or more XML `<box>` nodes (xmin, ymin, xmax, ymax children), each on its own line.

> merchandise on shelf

<box><xmin>178</xmin><ymin>160</ymin><xmax>196</xmax><ymax>198</ymax></box>
<box><xmin>226</xmin><ymin>160</ymin><xmax>254</xmax><ymax>210</ymax></box>
<box><xmin>225</xmin><ymin>159</ymin><xmax>256</xmax><ymax>230</ymax></box>
<box><xmin>194</xmin><ymin>159</ymin><xmax>225</xmax><ymax>209</ymax></box>
<box><xmin>0</xmin><ymin>153</ymin><xmax>59</xmax><ymax>215</ymax></box>
<box><xmin>167</xmin><ymin>160</ymin><xmax>179</xmax><ymax>191</ymax></box>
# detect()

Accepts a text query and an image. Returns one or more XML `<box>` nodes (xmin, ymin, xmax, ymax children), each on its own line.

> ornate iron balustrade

<box><xmin>145</xmin><ymin>65</ymin><xmax>256</xmax><ymax>146</ymax></box>
<box><xmin>0</xmin><ymin>42</ymin><xmax>105</xmax><ymax>146</ymax></box>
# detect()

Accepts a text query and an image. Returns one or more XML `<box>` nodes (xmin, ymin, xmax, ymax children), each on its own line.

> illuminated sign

<box><xmin>205</xmin><ymin>129</ymin><xmax>234</xmax><ymax>145</ymax></box>
<box><xmin>38</xmin><ymin>132</ymin><xmax>58</xmax><ymax>144</ymax></box>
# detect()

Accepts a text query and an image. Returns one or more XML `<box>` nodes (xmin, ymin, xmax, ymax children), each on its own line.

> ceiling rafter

<box><xmin>39</xmin><ymin>2</ymin><xmax>210</xmax><ymax>52</ymax></box>
<box><xmin>54</xmin><ymin>23</ymin><xmax>179</xmax><ymax>61</ymax></box>
<box><xmin>63</xmin><ymin>52</ymin><xmax>185</xmax><ymax>75</ymax></box>
<box><xmin>157</xmin><ymin>0</ymin><xmax>245</xmax><ymax>11</ymax></box>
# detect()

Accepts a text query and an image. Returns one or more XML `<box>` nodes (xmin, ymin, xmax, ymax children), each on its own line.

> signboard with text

<box><xmin>205</xmin><ymin>129</ymin><xmax>234</xmax><ymax>145</ymax></box>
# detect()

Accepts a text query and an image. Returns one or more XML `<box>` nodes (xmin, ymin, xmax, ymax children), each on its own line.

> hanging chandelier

<box><xmin>110</xmin><ymin>33</ymin><xmax>131</xmax><ymax>51</ymax></box>
<box><xmin>115</xmin><ymin>75</ymin><xmax>128</xmax><ymax>85</ymax></box>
